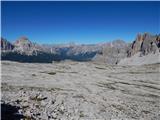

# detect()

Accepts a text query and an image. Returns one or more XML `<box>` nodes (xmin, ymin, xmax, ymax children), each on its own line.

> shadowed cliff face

<box><xmin>1</xmin><ymin>37</ymin><xmax>14</xmax><ymax>51</ymax></box>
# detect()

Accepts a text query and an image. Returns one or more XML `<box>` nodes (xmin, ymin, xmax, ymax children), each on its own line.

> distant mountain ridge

<box><xmin>1</xmin><ymin>33</ymin><xmax>160</xmax><ymax>64</ymax></box>
<box><xmin>93</xmin><ymin>39</ymin><xmax>129</xmax><ymax>64</ymax></box>
<box><xmin>1</xmin><ymin>36</ymin><xmax>102</xmax><ymax>62</ymax></box>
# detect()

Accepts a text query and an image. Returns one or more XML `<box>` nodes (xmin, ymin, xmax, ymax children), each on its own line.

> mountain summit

<box><xmin>127</xmin><ymin>33</ymin><xmax>160</xmax><ymax>57</ymax></box>
<box><xmin>14</xmin><ymin>36</ymin><xmax>34</xmax><ymax>54</ymax></box>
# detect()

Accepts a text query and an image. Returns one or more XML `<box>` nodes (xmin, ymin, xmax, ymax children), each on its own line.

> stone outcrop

<box><xmin>118</xmin><ymin>33</ymin><xmax>160</xmax><ymax>65</ymax></box>
<box><xmin>1</xmin><ymin>37</ymin><xmax>14</xmax><ymax>51</ymax></box>
<box><xmin>127</xmin><ymin>33</ymin><xmax>160</xmax><ymax>57</ymax></box>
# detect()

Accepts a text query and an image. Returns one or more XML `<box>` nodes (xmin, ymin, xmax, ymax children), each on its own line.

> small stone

<box><xmin>22</xmin><ymin>96</ymin><xmax>29</xmax><ymax>102</ymax></box>
<box><xmin>22</xmin><ymin>102</ymin><xmax>29</xmax><ymax>108</ymax></box>
<box><xmin>74</xmin><ymin>109</ymin><xmax>78</xmax><ymax>114</ymax></box>
<box><xmin>53</xmin><ymin>108</ymin><xmax>58</xmax><ymax>112</ymax></box>
<box><xmin>59</xmin><ymin>105</ymin><xmax>65</xmax><ymax>114</ymax></box>
<box><xmin>35</xmin><ymin>104</ymin><xmax>40</xmax><ymax>108</ymax></box>
<box><xmin>51</xmin><ymin>112</ymin><xmax>57</xmax><ymax>119</ymax></box>
<box><xmin>18</xmin><ymin>109</ymin><xmax>23</xmax><ymax>114</ymax></box>
<box><xmin>51</xmin><ymin>99</ymin><xmax>56</xmax><ymax>104</ymax></box>
<box><xmin>15</xmin><ymin>99</ymin><xmax>22</xmax><ymax>104</ymax></box>
<box><xmin>37</xmin><ymin>94</ymin><xmax>47</xmax><ymax>101</ymax></box>
<box><xmin>25</xmin><ymin>110</ymin><xmax>31</xmax><ymax>117</ymax></box>
<box><xmin>60</xmin><ymin>105</ymin><xmax>64</xmax><ymax>111</ymax></box>
<box><xmin>41</xmin><ymin>101</ymin><xmax>47</xmax><ymax>106</ymax></box>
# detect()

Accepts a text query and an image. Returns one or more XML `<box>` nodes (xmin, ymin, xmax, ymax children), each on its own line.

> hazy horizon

<box><xmin>2</xmin><ymin>1</ymin><xmax>159</xmax><ymax>44</ymax></box>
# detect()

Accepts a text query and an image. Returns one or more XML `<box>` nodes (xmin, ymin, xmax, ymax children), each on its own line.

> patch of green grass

<box><xmin>111</xmin><ymin>104</ymin><xmax>125</xmax><ymax>111</ymax></box>
<box><xmin>140</xmin><ymin>84</ymin><xmax>160</xmax><ymax>91</ymax></box>
<box><xmin>32</xmin><ymin>74</ymin><xmax>36</xmax><ymax>76</ymax></box>
<box><xmin>95</xmin><ymin>66</ymin><xmax>106</xmax><ymax>70</ymax></box>
<box><xmin>141</xmin><ymin>110</ymin><xmax>150</xmax><ymax>114</ymax></box>
<box><xmin>72</xmin><ymin>95</ymin><xmax>85</xmax><ymax>99</ymax></box>
<box><xmin>30</xmin><ymin>95</ymin><xmax>47</xmax><ymax>101</ymax></box>
<box><xmin>24</xmin><ymin>116</ymin><xmax>32</xmax><ymax>120</ymax></box>
<box><xmin>97</xmin><ymin>82</ymin><xmax>116</xmax><ymax>90</ymax></box>
<box><xmin>69</xmin><ymin>71</ymin><xmax>78</xmax><ymax>73</ymax></box>
<box><xmin>145</xmin><ymin>93</ymin><xmax>160</xmax><ymax>98</ymax></box>
<box><xmin>40</xmin><ymin>71</ymin><xmax>56</xmax><ymax>75</ymax></box>
<box><xmin>47</xmin><ymin>72</ymin><xmax>56</xmax><ymax>75</ymax></box>
<box><xmin>56</xmin><ymin>70</ymin><xmax>66</xmax><ymax>73</ymax></box>
<box><xmin>117</xmin><ymin>81</ymin><xmax>160</xmax><ymax>91</ymax></box>
<box><xmin>79</xmin><ymin>111</ymin><xmax>84</xmax><ymax>117</ymax></box>
<box><xmin>2</xmin><ymin>62</ymin><xmax>10</xmax><ymax>65</ymax></box>
<box><xmin>48</xmin><ymin>87</ymin><xmax>63</xmax><ymax>91</ymax></box>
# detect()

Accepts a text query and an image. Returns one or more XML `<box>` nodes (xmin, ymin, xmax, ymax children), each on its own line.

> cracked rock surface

<box><xmin>1</xmin><ymin>61</ymin><xmax>160</xmax><ymax>120</ymax></box>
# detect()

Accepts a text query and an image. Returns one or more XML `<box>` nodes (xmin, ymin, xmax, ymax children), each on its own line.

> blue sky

<box><xmin>1</xmin><ymin>1</ymin><xmax>160</xmax><ymax>44</ymax></box>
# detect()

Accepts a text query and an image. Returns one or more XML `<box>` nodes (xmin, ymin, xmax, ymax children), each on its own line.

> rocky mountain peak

<box><xmin>136</xmin><ymin>33</ymin><xmax>151</xmax><ymax>42</ymax></box>
<box><xmin>1</xmin><ymin>37</ymin><xmax>14</xmax><ymax>51</ymax></box>
<box><xmin>14</xmin><ymin>36</ymin><xmax>32</xmax><ymax>46</ymax></box>
<box><xmin>128</xmin><ymin>33</ymin><xmax>159</xmax><ymax>57</ymax></box>
<box><xmin>19</xmin><ymin>36</ymin><xmax>29</xmax><ymax>40</ymax></box>
<box><xmin>13</xmin><ymin>36</ymin><xmax>35</xmax><ymax>54</ymax></box>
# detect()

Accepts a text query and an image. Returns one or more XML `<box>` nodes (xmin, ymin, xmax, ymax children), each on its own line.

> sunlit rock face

<box><xmin>127</xmin><ymin>33</ymin><xmax>160</xmax><ymax>57</ymax></box>
<box><xmin>1</xmin><ymin>36</ymin><xmax>55</xmax><ymax>63</ymax></box>
<box><xmin>118</xmin><ymin>33</ymin><xmax>160</xmax><ymax>65</ymax></box>
<box><xmin>14</xmin><ymin>36</ymin><xmax>33</xmax><ymax>53</ymax></box>
<box><xmin>13</xmin><ymin>36</ymin><xmax>45</xmax><ymax>55</ymax></box>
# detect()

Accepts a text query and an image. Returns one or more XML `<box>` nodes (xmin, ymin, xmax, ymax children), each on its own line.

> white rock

<box><xmin>51</xmin><ymin>112</ymin><xmax>57</xmax><ymax>119</ymax></box>
<box><xmin>60</xmin><ymin>105</ymin><xmax>65</xmax><ymax>111</ymax></box>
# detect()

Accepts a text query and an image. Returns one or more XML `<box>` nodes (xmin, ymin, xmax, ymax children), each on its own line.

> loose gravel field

<box><xmin>1</xmin><ymin>61</ymin><xmax>160</xmax><ymax>120</ymax></box>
